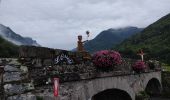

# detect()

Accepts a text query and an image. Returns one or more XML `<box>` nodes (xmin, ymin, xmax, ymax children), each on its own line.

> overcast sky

<box><xmin>0</xmin><ymin>0</ymin><xmax>170</xmax><ymax>50</ymax></box>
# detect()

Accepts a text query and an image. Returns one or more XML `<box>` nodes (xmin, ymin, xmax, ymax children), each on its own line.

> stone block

<box><xmin>0</xmin><ymin>59</ymin><xmax>2</xmax><ymax>65</ymax></box>
<box><xmin>8</xmin><ymin>59</ymin><xmax>21</xmax><ymax>66</ymax></box>
<box><xmin>43</xmin><ymin>59</ymin><xmax>53</xmax><ymax>66</ymax></box>
<box><xmin>24</xmin><ymin>83</ymin><xmax>35</xmax><ymax>91</ymax></box>
<box><xmin>3</xmin><ymin>72</ymin><xmax>21</xmax><ymax>83</ymax></box>
<box><xmin>3</xmin><ymin>70</ymin><xmax>28</xmax><ymax>83</ymax></box>
<box><xmin>4</xmin><ymin>65</ymin><xmax>20</xmax><ymax>72</ymax></box>
<box><xmin>4</xmin><ymin>84</ymin><xmax>24</xmax><ymax>95</ymax></box>
<box><xmin>20</xmin><ymin>66</ymin><xmax>28</xmax><ymax>73</ymax></box>
<box><xmin>4</xmin><ymin>83</ymin><xmax>34</xmax><ymax>96</ymax></box>
<box><xmin>0</xmin><ymin>74</ymin><xmax>2</xmax><ymax>85</ymax></box>
<box><xmin>7</xmin><ymin>93</ymin><xmax>36</xmax><ymax>100</ymax></box>
<box><xmin>0</xmin><ymin>66</ymin><xmax>4</xmax><ymax>73</ymax></box>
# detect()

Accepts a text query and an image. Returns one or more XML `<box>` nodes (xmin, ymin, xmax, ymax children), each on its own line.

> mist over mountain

<box><xmin>84</xmin><ymin>27</ymin><xmax>143</xmax><ymax>53</ymax></box>
<box><xmin>0</xmin><ymin>24</ymin><xmax>40</xmax><ymax>46</ymax></box>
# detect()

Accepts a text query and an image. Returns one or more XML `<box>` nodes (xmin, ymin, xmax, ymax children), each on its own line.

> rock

<box><xmin>0</xmin><ymin>59</ymin><xmax>2</xmax><ymax>65</ymax></box>
<box><xmin>4</xmin><ymin>84</ymin><xmax>24</xmax><ymax>95</ymax></box>
<box><xmin>36</xmin><ymin>94</ymin><xmax>57</xmax><ymax>100</ymax></box>
<box><xmin>4</xmin><ymin>65</ymin><xmax>20</xmax><ymax>72</ymax></box>
<box><xmin>0</xmin><ymin>74</ymin><xmax>2</xmax><ymax>85</ymax></box>
<box><xmin>0</xmin><ymin>66</ymin><xmax>4</xmax><ymax>73</ymax></box>
<box><xmin>7</xmin><ymin>93</ymin><xmax>36</xmax><ymax>100</ymax></box>
<box><xmin>0</xmin><ymin>59</ymin><xmax>6</xmax><ymax>66</ymax></box>
<box><xmin>4</xmin><ymin>83</ymin><xmax>34</xmax><ymax>96</ymax></box>
<box><xmin>8</xmin><ymin>59</ymin><xmax>21</xmax><ymax>66</ymax></box>
<box><xmin>20</xmin><ymin>66</ymin><xmax>28</xmax><ymax>73</ymax></box>
<box><xmin>23</xmin><ymin>83</ymin><xmax>35</xmax><ymax>91</ymax></box>
<box><xmin>43</xmin><ymin>59</ymin><xmax>53</xmax><ymax>66</ymax></box>
<box><xmin>3</xmin><ymin>72</ymin><xmax>21</xmax><ymax>83</ymax></box>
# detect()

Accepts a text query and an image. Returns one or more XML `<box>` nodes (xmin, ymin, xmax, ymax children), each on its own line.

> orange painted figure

<box><xmin>77</xmin><ymin>33</ymin><xmax>92</xmax><ymax>60</ymax></box>
<box><xmin>77</xmin><ymin>35</ymin><xmax>85</xmax><ymax>52</ymax></box>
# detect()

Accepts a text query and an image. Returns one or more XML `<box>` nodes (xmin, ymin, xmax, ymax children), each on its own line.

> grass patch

<box><xmin>162</xmin><ymin>63</ymin><xmax>170</xmax><ymax>72</ymax></box>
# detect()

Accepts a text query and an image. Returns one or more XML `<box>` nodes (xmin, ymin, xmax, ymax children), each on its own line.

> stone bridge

<box><xmin>56</xmin><ymin>71</ymin><xmax>161</xmax><ymax>100</ymax></box>
<box><xmin>0</xmin><ymin>46</ymin><xmax>162</xmax><ymax>100</ymax></box>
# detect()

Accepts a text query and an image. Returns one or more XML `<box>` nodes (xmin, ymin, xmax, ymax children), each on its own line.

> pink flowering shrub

<box><xmin>132</xmin><ymin>60</ymin><xmax>146</xmax><ymax>72</ymax></box>
<box><xmin>92</xmin><ymin>50</ymin><xmax>122</xmax><ymax>69</ymax></box>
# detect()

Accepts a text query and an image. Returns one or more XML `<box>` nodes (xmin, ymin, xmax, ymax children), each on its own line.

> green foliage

<box><xmin>161</xmin><ymin>71</ymin><xmax>170</xmax><ymax>98</ymax></box>
<box><xmin>0</xmin><ymin>36</ymin><xmax>19</xmax><ymax>57</ymax></box>
<box><xmin>162</xmin><ymin>63</ymin><xmax>170</xmax><ymax>72</ymax></box>
<box><xmin>115</xmin><ymin>13</ymin><xmax>170</xmax><ymax>64</ymax></box>
<box><xmin>136</xmin><ymin>91</ymin><xmax>150</xmax><ymax>100</ymax></box>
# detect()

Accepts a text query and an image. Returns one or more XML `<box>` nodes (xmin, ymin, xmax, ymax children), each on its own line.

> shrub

<box><xmin>147</xmin><ymin>60</ymin><xmax>155</xmax><ymax>70</ymax></box>
<box><xmin>136</xmin><ymin>91</ymin><xmax>150</xmax><ymax>100</ymax></box>
<box><xmin>92</xmin><ymin>50</ymin><xmax>122</xmax><ymax>69</ymax></box>
<box><xmin>132</xmin><ymin>60</ymin><xmax>146</xmax><ymax>73</ymax></box>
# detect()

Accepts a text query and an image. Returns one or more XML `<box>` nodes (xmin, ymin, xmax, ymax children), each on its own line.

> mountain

<box><xmin>115</xmin><ymin>13</ymin><xmax>170</xmax><ymax>64</ymax></box>
<box><xmin>84</xmin><ymin>27</ymin><xmax>143</xmax><ymax>53</ymax></box>
<box><xmin>0</xmin><ymin>24</ymin><xmax>40</xmax><ymax>46</ymax></box>
<box><xmin>0</xmin><ymin>35</ymin><xmax>19</xmax><ymax>57</ymax></box>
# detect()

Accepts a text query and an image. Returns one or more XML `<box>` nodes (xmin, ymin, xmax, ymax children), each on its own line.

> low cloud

<box><xmin>0</xmin><ymin>0</ymin><xmax>170</xmax><ymax>49</ymax></box>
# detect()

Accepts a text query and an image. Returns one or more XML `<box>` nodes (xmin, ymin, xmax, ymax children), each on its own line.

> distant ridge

<box><xmin>84</xmin><ymin>26</ymin><xmax>143</xmax><ymax>53</ymax></box>
<box><xmin>0</xmin><ymin>24</ymin><xmax>40</xmax><ymax>46</ymax></box>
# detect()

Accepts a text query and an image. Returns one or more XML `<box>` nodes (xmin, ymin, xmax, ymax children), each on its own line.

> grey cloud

<box><xmin>0</xmin><ymin>0</ymin><xmax>170</xmax><ymax>49</ymax></box>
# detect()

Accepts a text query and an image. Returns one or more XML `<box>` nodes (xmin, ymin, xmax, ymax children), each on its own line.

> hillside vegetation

<box><xmin>115</xmin><ymin>13</ymin><xmax>170</xmax><ymax>64</ymax></box>
<box><xmin>0</xmin><ymin>36</ymin><xmax>19</xmax><ymax>57</ymax></box>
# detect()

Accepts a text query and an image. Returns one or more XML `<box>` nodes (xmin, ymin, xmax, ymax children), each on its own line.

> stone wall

<box><xmin>19</xmin><ymin>46</ymin><xmax>85</xmax><ymax>64</ymax></box>
<box><xmin>0</xmin><ymin>46</ymin><xmax>162</xmax><ymax>100</ymax></box>
<box><xmin>0</xmin><ymin>63</ymin><xmax>4</xmax><ymax>100</ymax></box>
<box><xmin>0</xmin><ymin>57</ymin><xmax>162</xmax><ymax>100</ymax></box>
<box><xmin>23</xmin><ymin>58</ymin><xmax>136</xmax><ymax>87</ymax></box>
<box><xmin>0</xmin><ymin>58</ymin><xmax>35</xmax><ymax>100</ymax></box>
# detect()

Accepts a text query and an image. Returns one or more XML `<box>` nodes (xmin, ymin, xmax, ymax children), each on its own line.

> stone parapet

<box><xmin>0</xmin><ymin>58</ymin><xmax>35</xmax><ymax>100</ymax></box>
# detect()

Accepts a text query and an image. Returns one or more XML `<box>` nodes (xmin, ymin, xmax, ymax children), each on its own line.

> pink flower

<box><xmin>92</xmin><ymin>50</ymin><xmax>122</xmax><ymax>68</ymax></box>
<box><xmin>132</xmin><ymin>60</ymin><xmax>146</xmax><ymax>71</ymax></box>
